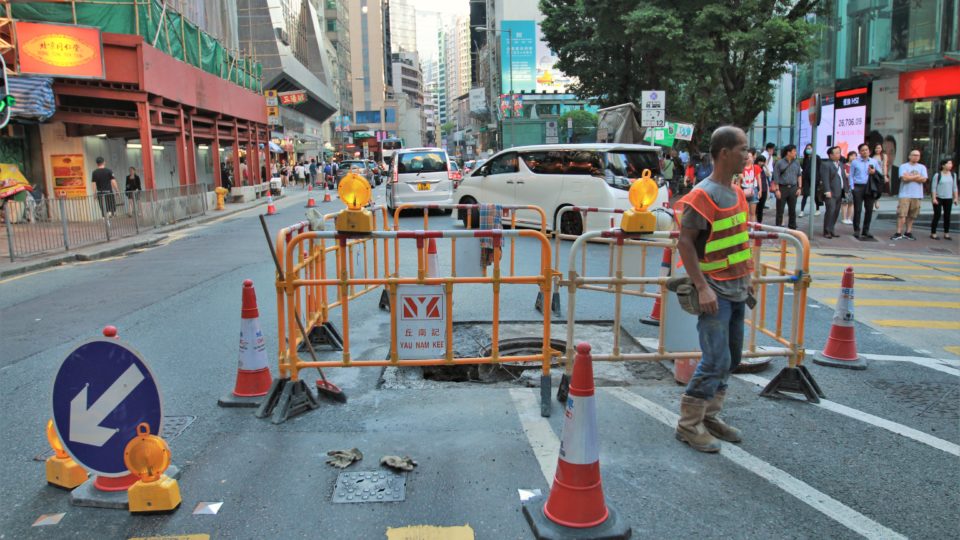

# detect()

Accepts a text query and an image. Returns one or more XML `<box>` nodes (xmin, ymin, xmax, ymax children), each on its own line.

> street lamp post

<box><xmin>473</xmin><ymin>25</ymin><xmax>514</xmax><ymax>150</ymax></box>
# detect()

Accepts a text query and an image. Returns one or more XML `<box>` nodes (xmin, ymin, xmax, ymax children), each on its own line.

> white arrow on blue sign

<box><xmin>52</xmin><ymin>339</ymin><xmax>163</xmax><ymax>477</ymax></box>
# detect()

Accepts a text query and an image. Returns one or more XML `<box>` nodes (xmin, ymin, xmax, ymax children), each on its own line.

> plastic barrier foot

<box><xmin>540</xmin><ymin>375</ymin><xmax>552</xmax><ymax>417</ymax></box>
<box><xmin>300</xmin><ymin>322</ymin><xmax>344</xmax><ymax>351</ymax></box>
<box><xmin>522</xmin><ymin>495</ymin><xmax>631</xmax><ymax>540</ymax></box>
<box><xmin>535</xmin><ymin>291</ymin><xmax>544</xmax><ymax>314</ymax></box>
<box><xmin>379</xmin><ymin>290</ymin><xmax>390</xmax><ymax>311</ymax></box>
<box><xmin>813</xmin><ymin>352</ymin><xmax>867</xmax><ymax>370</ymax></box>
<box><xmin>551</xmin><ymin>292</ymin><xmax>562</xmax><ymax>317</ymax></box>
<box><xmin>255</xmin><ymin>378</ymin><xmax>320</xmax><ymax>424</ymax></box>
<box><xmin>556</xmin><ymin>373</ymin><xmax>570</xmax><ymax>403</ymax></box>
<box><xmin>760</xmin><ymin>366</ymin><xmax>825</xmax><ymax>403</ymax></box>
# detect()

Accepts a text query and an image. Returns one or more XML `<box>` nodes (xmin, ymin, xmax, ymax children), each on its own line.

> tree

<box><xmin>540</xmin><ymin>0</ymin><xmax>821</xmax><ymax>148</ymax></box>
<box><xmin>441</xmin><ymin>122</ymin><xmax>455</xmax><ymax>135</ymax></box>
<box><xmin>558</xmin><ymin>110</ymin><xmax>599</xmax><ymax>143</ymax></box>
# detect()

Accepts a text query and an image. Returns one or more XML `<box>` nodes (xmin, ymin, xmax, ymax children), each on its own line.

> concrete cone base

<box><xmin>522</xmin><ymin>496</ymin><xmax>631</xmax><ymax>540</ymax></box>
<box><xmin>813</xmin><ymin>352</ymin><xmax>867</xmax><ymax>370</ymax></box>
<box><xmin>70</xmin><ymin>465</ymin><xmax>180</xmax><ymax>510</ymax></box>
<box><xmin>639</xmin><ymin>315</ymin><xmax>660</xmax><ymax>326</ymax></box>
<box><xmin>217</xmin><ymin>392</ymin><xmax>263</xmax><ymax>408</ymax></box>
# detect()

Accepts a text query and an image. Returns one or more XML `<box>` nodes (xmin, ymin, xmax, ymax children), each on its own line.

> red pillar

<box><xmin>212</xmin><ymin>118</ymin><xmax>222</xmax><ymax>188</ymax></box>
<box><xmin>186</xmin><ymin>112</ymin><xmax>198</xmax><ymax>187</ymax></box>
<box><xmin>176</xmin><ymin>106</ymin><xmax>189</xmax><ymax>186</ymax></box>
<box><xmin>232</xmin><ymin>118</ymin><xmax>241</xmax><ymax>186</ymax></box>
<box><xmin>137</xmin><ymin>101</ymin><xmax>156</xmax><ymax>190</ymax></box>
<box><xmin>245</xmin><ymin>121</ymin><xmax>255</xmax><ymax>185</ymax></box>
<box><xmin>263</xmin><ymin>127</ymin><xmax>272</xmax><ymax>181</ymax></box>
<box><xmin>252</xmin><ymin>124</ymin><xmax>261</xmax><ymax>184</ymax></box>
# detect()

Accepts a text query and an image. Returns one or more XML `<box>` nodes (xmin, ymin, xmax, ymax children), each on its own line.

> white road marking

<box><xmin>509</xmin><ymin>389</ymin><xmax>559</xmax><ymax>484</ymax></box>
<box><xmin>606</xmin><ymin>387</ymin><xmax>907</xmax><ymax>540</ymax></box>
<box><xmin>805</xmin><ymin>349</ymin><xmax>960</xmax><ymax>376</ymax></box>
<box><xmin>735</xmin><ymin>373</ymin><xmax>960</xmax><ymax>457</ymax></box>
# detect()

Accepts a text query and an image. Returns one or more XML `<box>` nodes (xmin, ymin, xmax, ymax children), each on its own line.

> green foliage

<box><xmin>559</xmin><ymin>110</ymin><xmax>599</xmax><ymax>140</ymax></box>
<box><xmin>540</xmin><ymin>0</ymin><xmax>822</xmax><ymax>149</ymax></box>
<box><xmin>441</xmin><ymin>122</ymin><xmax>456</xmax><ymax>135</ymax></box>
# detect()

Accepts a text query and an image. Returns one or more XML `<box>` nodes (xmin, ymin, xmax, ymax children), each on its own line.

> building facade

<box><xmin>323</xmin><ymin>0</ymin><xmax>354</xmax><ymax>150</ymax></box>
<box><xmin>388</xmin><ymin>0</ymin><xmax>417</xmax><ymax>53</ymax></box>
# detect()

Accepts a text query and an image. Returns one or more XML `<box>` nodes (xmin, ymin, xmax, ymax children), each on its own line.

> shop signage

<box><xmin>279</xmin><ymin>90</ymin><xmax>307</xmax><ymax>105</ymax></box>
<box><xmin>16</xmin><ymin>22</ymin><xmax>104</xmax><ymax>79</ymax></box>
<box><xmin>51</xmin><ymin>154</ymin><xmax>87</xmax><ymax>198</ymax></box>
<box><xmin>396</xmin><ymin>285</ymin><xmax>446</xmax><ymax>360</ymax></box>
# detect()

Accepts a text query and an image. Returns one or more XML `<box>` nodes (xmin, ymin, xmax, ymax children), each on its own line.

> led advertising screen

<box><xmin>796</xmin><ymin>95</ymin><xmax>835</xmax><ymax>157</ymax></box>
<box><xmin>500</xmin><ymin>20</ymin><xmax>537</xmax><ymax>93</ymax></box>
<box><xmin>833</xmin><ymin>87</ymin><xmax>870</xmax><ymax>158</ymax></box>
<box><xmin>16</xmin><ymin>21</ymin><xmax>104</xmax><ymax>79</ymax></box>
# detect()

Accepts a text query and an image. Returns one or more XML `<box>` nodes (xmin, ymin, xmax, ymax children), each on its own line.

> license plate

<box><xmin>416</xmin><ymin>183</ymin><xmax>430</xmax><ymax>191</ymax></box>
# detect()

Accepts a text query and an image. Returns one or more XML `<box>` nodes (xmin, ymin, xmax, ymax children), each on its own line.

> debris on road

<box><xmin>380</xmin><ymin>455</ymin><xmax>417</xmax><ymax>471</ymax></box>
<box><xmin>326</xmin><ymin>448</ymin><xmax>363</xmax><ymax>468</ymax></box>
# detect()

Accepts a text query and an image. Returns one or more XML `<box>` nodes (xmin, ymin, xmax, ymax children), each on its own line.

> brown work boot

<box><xmin>703</xmin><ymin>390</ymin><xmax>742</xmax><ymax>443</ymax></box>
<box><xmin>675</xmin><ymin>394</ymin><xmax>721</xmax><ymax>453</ymax></box>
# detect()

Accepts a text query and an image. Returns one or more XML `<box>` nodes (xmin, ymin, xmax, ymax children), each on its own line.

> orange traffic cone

<box><xmin>308</xmin><ymin>183</ymin><xmax>313</xmax><ymax>192</ymax></box>
<box><xmin>523</xmin><ymin>342</ymin><xmax>631</xmax><ymax>539</ymax></box>
<box><xmin>814</xmin><ymin>267</ymin><xmax>866</xmax><ymax>370</ymax></box>
<box><xmin>323</xmin><ymin>184</ymin><xmax>333</xmax><ymax>202</ymax></box>
<box><xmin>306</xmin><ymin>196</ymin><xmax>316</xmax><ymax>208</ymax></box>
<box><xmin>642</xmin><ymin>248</ymin><xmax>672</xmax><ymax>326</ymax></box>
<box><xmin>265</xmin><ymin>195</ymin><xmax>277</xmax><ymax>216</ymax></box>
<box><xmin>219</xmin><ymin>280</ymin><xmax>274</xmax><ymax>407</ymax></box>
<box><xmin>426</xmin><ymin>238</ymin><xmax>439</xmax><ymax>278</ymax></box>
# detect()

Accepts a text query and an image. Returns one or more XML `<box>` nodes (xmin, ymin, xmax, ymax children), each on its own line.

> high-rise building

<box><xmin>349</xmin><ymin>0</ymin><xmax>390</xmax><ymax>126</ymax></box>
<box><xmin>388</xmin><ymin>0</ymin><xmax>418</xmax><ymax>53</ymax></box>
<box><xmin>443</xmin><ymin>15</ymin><xmax>471</xmax><ymax>109</ymax></box>
<box><xmin>391</xmin><ymin>51</ymin><xmax>424</xmax><ymax>106</ymax></box>
<box><xmin>436</xmin><ymin>29</ymin><xmax>449</xmax><ymax>125</ymax></box>
<box><xmin>324</xmin><ymin>0</ymin><xmax>354</xmax><ymax>127</ymax></box>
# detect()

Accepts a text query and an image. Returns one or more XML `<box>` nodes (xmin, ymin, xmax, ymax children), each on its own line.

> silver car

<box><xmin>385</xmin><ymin>147</ymin><xmax>455</xmax><ymax>214</ymax></box>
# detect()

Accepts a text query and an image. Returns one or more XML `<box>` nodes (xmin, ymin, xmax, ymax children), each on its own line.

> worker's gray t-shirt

<box><xmin>680</xmin><ymin>178</ymin><xmax>751</xmax><ymax>302</ymax></box>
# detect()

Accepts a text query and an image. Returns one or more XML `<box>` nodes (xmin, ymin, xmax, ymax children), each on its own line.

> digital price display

<box><xmin>833</xmin><ymin>87</ymin><xmax>870</xmax><ymax>158</ymax></box>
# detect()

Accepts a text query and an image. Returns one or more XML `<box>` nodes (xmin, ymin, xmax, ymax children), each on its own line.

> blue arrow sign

<box><xmin>52</xmin><ymin>339</ymin><xmax>162</xmax><ymax>476</ymax></box>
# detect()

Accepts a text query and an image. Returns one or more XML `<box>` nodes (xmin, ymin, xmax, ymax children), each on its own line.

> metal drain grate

<box><xmin>332</xmin><ymin>470</ymin><xmax>406</xmax><ymax>503</ymax></box>
<box><xmin>867</xmin><ymin>381</ymin><xmax>959</xmax><ymax>419</ymax></box>
<box><xmin>34</xmin><ymin>415</ymin><xmax>197</xmax><ymax>461</ymax></box>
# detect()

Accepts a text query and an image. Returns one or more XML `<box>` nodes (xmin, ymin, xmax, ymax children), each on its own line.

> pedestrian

<box><xmin>125</xmin><ymin>166</ymin><xmax>142</xmax><ymax>216</ymax></box>
<box><xmin>673</xmin><ymin>126</ymin><xmax>753</xmax><ymax>453</ymax></box>
<box><xmin>695</xmin><ymin>153</ymin><xmax>713</xmax><ymax>184</ymax></box>
<box><xmin>761</xmin><ymin>142</ymin><xmax>776</xmax><ymax>181</ymax></box>
<box><xmin>91</xmin><ymin>157</ymin><xmax>119</xmax><ymax>218</ymax></box>
<box><xmin>891</xmin><ymin>149</ymin><xmax>928</xmax><ymax>240</ymax></box>
<box><xmin>309</xmin><ymin>158</ymin><xmax>318</xmax><ymax>186</ymax></box>
<box><xmin>220</xmin><ymin>162</ymin><xmax>233</xmax><ymax>192</ymax></box>
<box><xmin>799</xmin><ymin>143</ymin><xmax>822</xmax><ymax>218</ymax></box>
<box><xmin>323</xmin><ymin>162</ymin><xmax>333</xmax><ymax>188</ymax></box>
<box><xmin>755</xmin><ymin>154</ymin><xmax>769</xmax><ymax>223</ymax></box>
<box><xmin>850</xmin><ymin>143</ymin><xmax>883</xmax><ymax>240</ymax></box>
<box><xmin>872</xmin><ymin>143</ymin><xmax>890</xmax><ymax>210</ymax></box>
<box><xmin>819</xmin><ymin>146</ymin><xmax>845</xmax><ymax>238</ymax></box>
<box><xmin>841</xmin><ymin>150</ymin><xmax>857</xmax><ymax>224</ymax></box>
<box><xmin>740</xmin><ymin>149</ymin><xmax>761</xmax><ymax>223</ymax></box>
<box><xmin>930</xmin><ymin>158</ymin><xmax>957</xmax><ymax>240</ymax></box>
<box><xmin>295</xmin><ymin>161</ymin><xmax>306</xmax><ymax>187</ymax></box>
<box><xmin>239</xmin><ymin>157</ymin><xmax>249</xmax><ymax>186</ymax></box>
<box><xmin>662</xmin><ymin>150</ymin><xmax>676</xmax><ymax>194</ymax></box>
<box><xmin>772</xmin><ymin>144</ymin><xmax>802</xmax><ymax>229</ymax></box>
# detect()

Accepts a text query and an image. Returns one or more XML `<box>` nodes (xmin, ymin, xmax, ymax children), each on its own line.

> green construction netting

<box><xmin>11</xmin><ymin>0</ymin><xmax>262</xmax><ymax>92</ymax></box>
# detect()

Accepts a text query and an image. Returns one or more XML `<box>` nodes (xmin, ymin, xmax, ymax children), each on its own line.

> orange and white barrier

<box><xmin>813</xmin><ymin>267</ymin><xmax>865</xmax><ymax>370</ymax></box>
<box><xmin>219</xmin><ymin>280</ymin><xmax>273</xmax><ymax>407</ymax></box>
<box><xmin>266</xmin><ymin>195</ymin><xmax>277</xmax><ymax>216</ymax></box>
<box><xmin>642</xmin><ymin>247</ymin><xmax>672</xmax><ymax>326</ymax></box>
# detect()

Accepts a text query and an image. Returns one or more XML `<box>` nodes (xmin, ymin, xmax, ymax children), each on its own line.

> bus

<box><xmin>381</xmin><ymin>138</ymin><xmax>403</xmax><ymax>166</ymax></box>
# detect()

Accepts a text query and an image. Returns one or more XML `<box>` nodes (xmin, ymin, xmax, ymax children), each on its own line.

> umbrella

<box><xmin>0</xmin><ymin>163</ymin><xmax>33</xmax><ymax>199</ymax></box>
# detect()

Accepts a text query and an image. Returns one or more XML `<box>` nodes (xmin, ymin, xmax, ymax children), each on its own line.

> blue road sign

<box><xmin>52</xmin><ymin>339</ymin><xmax>163</xmax><ymax>476</ymax></box>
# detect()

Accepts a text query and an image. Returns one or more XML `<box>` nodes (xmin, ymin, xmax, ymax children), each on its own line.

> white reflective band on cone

<box><xmin>833</xmin><ymin>287</ymin><xmax>854</xmax><ymax>327</ymax></box>
<box><xmin>558</xmin><ymin>395</ymin><xmax>600</xmax><ymax>465</ymax></box>
<box><xmin>238</xmin><ymin>318</ymin><xmax>268</xmax><ymax>370</ymax></box>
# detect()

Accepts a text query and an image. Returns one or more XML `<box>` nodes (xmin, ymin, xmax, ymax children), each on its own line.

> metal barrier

<box><xmin>559</xmin><ymin>223</ymin><xmax>819</xmax><ymax>402</ymax></box>
<box><xmin>1</xmin><ymin>185</ymin><xmax>209</xmax><ymax>261</ymax></box>
<box><xmin>267</xmin><ymin>227</ymin><xmax>558</xmax><ymax>421</ymax></box>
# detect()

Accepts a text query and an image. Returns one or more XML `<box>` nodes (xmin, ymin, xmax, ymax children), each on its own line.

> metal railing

<box><xmin>2</xmin><ymin>184</ymin><xmax>210</xmax><ymax>262</ymax></box>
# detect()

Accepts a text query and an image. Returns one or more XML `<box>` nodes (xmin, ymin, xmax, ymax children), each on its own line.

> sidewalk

<box><xmin>0</xmin><ymin>196</ymin><xmax>270</xmax><ymax>279</ymax></box>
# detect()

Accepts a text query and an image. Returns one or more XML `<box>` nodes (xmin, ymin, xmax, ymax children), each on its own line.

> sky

<box><xmin>411</xmin><ymin>0</ymin><xmax>469</xmax><ymax>61</ymax></box>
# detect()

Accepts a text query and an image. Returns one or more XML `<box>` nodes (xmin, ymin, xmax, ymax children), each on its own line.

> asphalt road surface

<box><xmin>1</xmin><ymin>187</ymin><xmax>956</xmax><ymax>539</ymax></box>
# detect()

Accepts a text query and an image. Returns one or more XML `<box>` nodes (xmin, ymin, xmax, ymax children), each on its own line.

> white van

<box><xmin>385</xmin><ymin>147</ymin><xmax>455</xmax><ymax>213</ymax></box>
<box><xmin>455</xmin><ymin>144</ymin><xmax>670</xmax><ymax>234</ymax></box>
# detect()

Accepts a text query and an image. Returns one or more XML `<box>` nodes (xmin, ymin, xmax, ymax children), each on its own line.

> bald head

<box><xmin>710</xmin><ymin>126</ymin><xmax>746</xmax><ymax>159</ymax></box>
<box><xmin>708</xmin><ymin>126</ymin><xmax>748</xmax><ymax>180</ymax></box>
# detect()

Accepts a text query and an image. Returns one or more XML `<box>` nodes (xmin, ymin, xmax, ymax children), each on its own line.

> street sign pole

<box><xmin>807</xmin><ymin>93</ymin><xmax>822</xmax><ymax>241</ymax></box>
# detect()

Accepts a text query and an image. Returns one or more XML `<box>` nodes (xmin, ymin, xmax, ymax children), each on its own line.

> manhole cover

<box><xmin>332</xmin><ymin>470</ymin><xmax>406</xmax><ymax>503</ymax></box>
<box><xmin>867</xmin><ymin>381</ymin><xmax>959</xmax><ymax>419</ymax></box>
<box><xmin>929</xmin><ymin>248</ymin><xmax>953</xmax><ymax>254</ymax></box>
<box><xmin>33</xmin><ymin>415</ymin><xmax>197</xmax><ymax>461</ymax></box>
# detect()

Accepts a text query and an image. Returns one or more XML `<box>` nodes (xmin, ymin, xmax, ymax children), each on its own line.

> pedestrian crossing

<box><xmin>760</xmin><ymin>248</ymin><xmax>960</xmax><ymax>358</ymax></box>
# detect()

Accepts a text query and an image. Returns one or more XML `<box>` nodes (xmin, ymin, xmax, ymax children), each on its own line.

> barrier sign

<box><xmin>641</xmin><ymin>109</ymin><xmax>665</xmax><ymax>128</ymax></box>
<box><xmin>397</xmin><ymin>285</ymin><xmax>446</xmax><ymax>359</ymax></box>
<box><xmin>641</xmin><ymin>90</ymin><xmax>666</xmax><ymax>110</ymax></box>
<box><xmin>674</xmin><ymin>122</ymin><xmax>694</xmax><ymax>141</ymax></box>
<box><xmin>52</xmin><ymin>339</ymin><xmax>162</xmax><ymax>476</ymax></box>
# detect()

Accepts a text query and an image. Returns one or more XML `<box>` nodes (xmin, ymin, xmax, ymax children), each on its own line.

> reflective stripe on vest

<box><xmin>712</xmin><ymin>211</ymin><xmax>747</xmax><ymax>233</ymax></box>
<box><xmin>699</xmin><ymin>247</ymin><xmax>752</xmax><ymax>272</ymax></box>
<box><xmin>705</xmin><ymin>229</ymin><xmax>749</xmax><ymax>254</ymax></box>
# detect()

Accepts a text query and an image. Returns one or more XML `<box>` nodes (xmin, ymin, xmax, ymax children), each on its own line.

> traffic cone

<box><xmin>308</xmin><ymin>183</ymin><xmax>313</xmax><ymax>192</ymax></box>
<box><xmin>642</xmin><ymin>248</ymin><xmax>672</xmax><ymax>326</ymax></box>
<box><xmin>306</xmin><ymin>196</ymin><xmax>316</xmax><ymax>208</ymax></box>
<box><xmin>814</xmin><ymin>267</ymin><xmax>866</xmax><ymax>370</ymax></box>
<box><xmin>265</xmin><ymin>195</ymin><xmax>277</xmax><ymax>216</ymax></box>
<box><xmin>219</xmin><ymin>280</ymin><xmax>274</xmax><ymax>407</ymax></box>
<box><xmin>426</xmin><ymin>238</ymin><xmax>439</xmax><ymax>278</ymax></box>
<box><xmin>323</xmin><ymin>184</ymin><xmax>333</xmax><ymax>202</ymax></box>
<box><xmin>523</xmin><ymin>342</ymin><xmax>631</xmax><ymax>539</ymax></box>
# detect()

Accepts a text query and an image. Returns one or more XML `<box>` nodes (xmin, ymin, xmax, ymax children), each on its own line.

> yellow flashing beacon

<box><xmin>45</xmin><ymin>419</ymin><xmax>88</xmax><ymax>489</ymax></box>
<box><xmin>619</xmin><ymin>169</ymin><xmax>659</xmax><ymax>233</ymax></box>
<box><xmin>335</xmin><ymin>172</ymin><xmax>374</xmax><ymax>233</ymax></box>
<box><xmin>124</xmin><ymin>423</ymin><xmax>182</xmax><ymax>514</ymax></box>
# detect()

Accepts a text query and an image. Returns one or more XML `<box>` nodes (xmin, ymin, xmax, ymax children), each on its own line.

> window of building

<box><xmin>327</xmin><ymin>20</ymin><xmax>336</xmax><ymax>32</ymax></box>
<box><xmin>356</xmin><ymin>110</ymin><xmax>381</xmax><ymax>124</ymax></box>
<box><xmin>326</xmin><ymin>0</ymin><xmax>337</xmax><ymax>8</ymax></box>
<box><xmin>385</xmin><ymin>108</ymin><xmax>397</xmax><ymax>123</ymax></box>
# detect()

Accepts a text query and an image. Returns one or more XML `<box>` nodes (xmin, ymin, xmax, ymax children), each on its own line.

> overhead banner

<box><xmin>15</xmin><ymin>22</ymin><xmax>104</xmax><ymax>79</ymax></box>
<box><xmin>500</xmin><ymin>20</ymin><xmax>537</xmax><ymax>94</ymax></box>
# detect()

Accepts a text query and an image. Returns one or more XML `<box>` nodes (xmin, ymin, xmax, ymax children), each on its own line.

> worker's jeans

<box><xmin>685</xmin><ymin>297</ymin><xmax>745</xmax><ymax>401</ymax></box>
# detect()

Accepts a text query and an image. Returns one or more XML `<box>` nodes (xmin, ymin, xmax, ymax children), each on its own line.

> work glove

<box><xmin>326</xmin><ymin>448</ymin><xmax>363</xmax><ymax>469</ymax></box>
<box><xmin>666</xmin><ymin>276</ymin><xmax>701</xmax><ymax>315</ymax></box>
<box><xmin>380</xmin><ymin>455</ymin><xmax>418</xmax><ymax>472</ymax></box>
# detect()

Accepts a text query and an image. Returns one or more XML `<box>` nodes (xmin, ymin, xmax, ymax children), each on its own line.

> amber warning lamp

<box><xmin>335</xmin><ymin>172</ymin><xmax>374</xmax><ymax>233</ymax></box>
<box><xmin>45</xmin><ymin>418</ymin><xmax>88</xmax><ymax>489</ymax></box>
<box><xmin>620</xmin><ymin>169</ymin><xmax>659</xmax><ymax>233</ymax></box>
<box><xmin>124</xmin><ymin>422</ymin><xmax>182</xmax><ymax>514</ymax></box>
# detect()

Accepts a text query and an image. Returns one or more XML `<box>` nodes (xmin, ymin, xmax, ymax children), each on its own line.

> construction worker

<box><xmin>673</xmin><ymin>126</ymin><xmax>753</xmax><ymax>453</ymax></box>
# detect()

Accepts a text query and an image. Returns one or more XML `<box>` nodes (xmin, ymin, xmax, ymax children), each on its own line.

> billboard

<box><xmin>16</xmin><ymin>22</ymin><xmax>104</xmax><ymax>79</ymax></box>
<box><xmin>796</xmin><ymin>95</ymin><xmax>834</xmax><ymax>157</ymax></box>
<box><xmin>501</xmin><ymin>20</ymin><xmax>575</xmax><ymax>94</ymax></box>
<box><xmin>833</xmin><ymin>87</ymin><xmax>870</xmax><ymax>158</ymax></box>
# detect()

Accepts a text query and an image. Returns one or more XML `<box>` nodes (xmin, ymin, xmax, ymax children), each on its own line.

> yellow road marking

<box><xmin>760</xmin><ymin>251</ymin><xmax>960</xmax><ymax>265</ymax></box>
<box><xmin>821</xmin><ymin>298</ymin><xmax>960</xmax><ymax>308</ymax></box>
<box><xmin>809</xmin><ymin>282</ymin><xmax>960</xmax><ymax>293</ymax></box>
<box><xmin>872</xmin><ymin>320</ymin><xmax>960</xmax><ymax>330</ymax></box>
<box><xmin>945</xmin><ymin>346</ymin><xmax>960</xmax><ymax>355</ymax></box>
<box><xmin>812</xmin><ymin>272</ymin><xmax>960</xmax><ymax>281</ymax></box>
<box><xmin>386</xmin><ymin>525</ymin><xmax>474</xmax><ymax>539</ymax></box>
<box><xmin>764</xmin><ymin>260</ymin><xmax>938</xmax><ymax>270</ymax></box>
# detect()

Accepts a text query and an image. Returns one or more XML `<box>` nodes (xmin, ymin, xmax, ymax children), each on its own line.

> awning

<box><xmin>269</xmin><ymin>141</ymin><xmax>283</xmax><ymax>153</ymax></box>
<box><xmin>7</xmin><ymin>75</ymin><xmax>55</xmax><ymax>122</ymax></box>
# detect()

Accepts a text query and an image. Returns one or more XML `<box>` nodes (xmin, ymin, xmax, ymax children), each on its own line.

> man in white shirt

<box><xmin>762</xmin><ymin>142</ymin><xmax>776</xmax><ymax>179</ymax></box>
<box><xmin>892</xmin><ymin>149</ymin><xmax>928</xmax><ymax>240</ymax></box>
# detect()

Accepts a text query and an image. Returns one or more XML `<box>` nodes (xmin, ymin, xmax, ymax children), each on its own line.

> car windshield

<box><xmin>397</xmin><ymin>152</ymin><xmax>448</xmax><ymax>173</ymax></box>
<box><xmin>604</xmin><ymin>151</ymin><xmax>661</xmax><ymax>191</ymax></box>
<box><xmin>449</xmin><ymin>162</ymin><xmax>460</xmax><ymax>171</ymax></box>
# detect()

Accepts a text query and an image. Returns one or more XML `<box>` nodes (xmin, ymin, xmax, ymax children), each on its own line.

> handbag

<box><xmin>867</xmin><ymin>171</ymin><xmax>884</xmax><ymax>199</ymax></box>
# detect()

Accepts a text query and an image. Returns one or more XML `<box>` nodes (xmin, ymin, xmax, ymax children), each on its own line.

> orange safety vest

<box><xmin>675</xmin><ymin>185</ymin><xmax>753</xmax><ymax>281</ymax></box>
